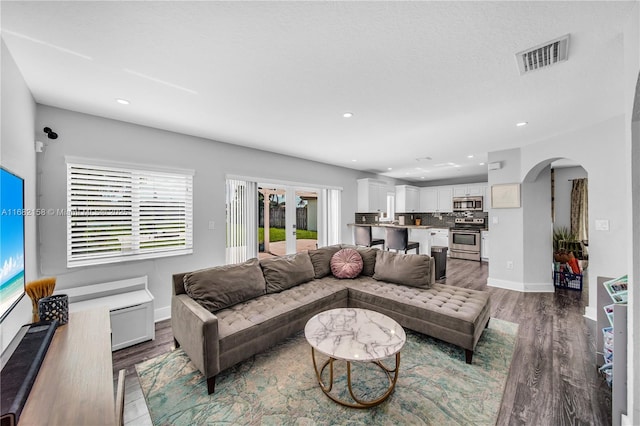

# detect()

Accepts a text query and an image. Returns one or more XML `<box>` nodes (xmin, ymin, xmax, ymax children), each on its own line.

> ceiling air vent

<box><xmin>516</xmin><ymin>34</ymin><xmax>570</xmax><ymax>75</ymax></box>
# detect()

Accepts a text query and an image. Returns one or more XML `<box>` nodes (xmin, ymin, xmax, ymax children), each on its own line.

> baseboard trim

<box><xmin>487</xmin><ymin>278</ymin><xmax>554</xmax><ymax>293</ymax></box>
<box><xmin>154</xmin><ymin>306</ymin><xmax>170</xmax><ymax>323</ymax></box>
<box><xmin>583</xmin><ymin>305</ymin><xmax>598</xmax><ymax>322</ymax></box>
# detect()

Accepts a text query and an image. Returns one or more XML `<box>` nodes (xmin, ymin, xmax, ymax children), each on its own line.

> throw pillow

<box><xmin>372</xmin><ymin>250</ymin><xmax>432</xmax><ymax>288</ymax></box>
<box><xmin>354</xmin><ymin>246</ymin><xmax>378</xmax><ymax>276</ymax></box>
<box><xmin>330</xmin><ymin>248</ymin><xmax>363</xmax><ymax>279</ymax></box>
<box><xmin>183</xmin><ymin>258</ymin><xmax>266</xmax><ymax>313</ymax></box>
<box><xmin>260</xmin><ymin>252</ymin><xmax>316</xmax><ymax>293</ymax></box>
<box><xmin>308</xmin><ymin>245</ymin><xmax>342</xmax><ymax>278</ymax></box>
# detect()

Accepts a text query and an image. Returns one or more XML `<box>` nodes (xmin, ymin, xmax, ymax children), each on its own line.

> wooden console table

<box><xmin>19</xmin><ymin>308</ymin><xmax>116</xmax><ymax>425</ymax></box>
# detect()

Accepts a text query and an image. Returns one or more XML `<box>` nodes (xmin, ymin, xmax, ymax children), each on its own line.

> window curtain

<box><xmin>318</xmin><ymin>188</ymin><xmax>341</xmax><ymax>247</ymax></box>
<box><xmin>570</xmin><ymin>178</ymin><xmax>588</xmax><ymax>242</ymax></box>
<box><xmin>225</xmin><ymin>178</ymin><xmax>258</xmax><ymax>264</ymax></box>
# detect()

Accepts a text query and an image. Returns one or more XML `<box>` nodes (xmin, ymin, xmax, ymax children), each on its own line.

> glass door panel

<box><xmin>295</xmin><ymin>189</ymin><xmax>318</xmax><ymax>253</ymax></box>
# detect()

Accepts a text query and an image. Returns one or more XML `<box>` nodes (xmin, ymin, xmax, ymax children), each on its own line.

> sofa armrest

<box><xmin>171</xmin><ymin>294</ymin><xmax>220</xmax><ymax>377</ymax></box>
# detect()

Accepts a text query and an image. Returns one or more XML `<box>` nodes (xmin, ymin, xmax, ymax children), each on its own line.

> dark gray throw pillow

<box><xmin>260</xmin><ymin>252</ymin><xmax>316</xmax><ymax>293</ymax></box>
<box><xmin>183</xmin><ymin>258</ymin><xmax>266</xmax><ymax>312</ymax></box>
<box><xmin>354</xmin><ymin>246</ymin><xmax>378</xmax><ymax>276</ymax></box>
<box><xmin>372</xmin><ymin>250</ymin><xmax>432</xmax><ymax>288</ymax></box>
<box><xmin>308</xmin><ymin>245</ymin><xmax>342</xmax><ymax>278</ymax></box>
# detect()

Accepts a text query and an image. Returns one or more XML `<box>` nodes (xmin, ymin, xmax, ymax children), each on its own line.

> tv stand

<box><xmin>15</xmin><ymin>308</ymin><xmax>115</xmax><ymax>425</ymax></box>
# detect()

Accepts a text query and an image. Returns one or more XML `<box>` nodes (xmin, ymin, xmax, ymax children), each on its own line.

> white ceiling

<box><xmin>1</xmin><ymin>1</ymin><xmax>634</xmax><ymax>182</ymax></box>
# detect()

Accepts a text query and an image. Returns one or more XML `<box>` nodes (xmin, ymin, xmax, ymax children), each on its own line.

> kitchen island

<box><xmin>347</xmin><ymin>223</ymin><xmax>448</xmax><ymax>255</ymax></box>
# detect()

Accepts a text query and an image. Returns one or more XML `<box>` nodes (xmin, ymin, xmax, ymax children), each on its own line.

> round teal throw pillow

<box><xmin>330</xmin><ymin>248</ymin><xmax>363</xmax><ymax>279</ymax></box>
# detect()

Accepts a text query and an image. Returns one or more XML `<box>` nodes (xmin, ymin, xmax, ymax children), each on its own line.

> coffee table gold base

<box><xmin>310</xmin><ymin>347</ymin><xmax>401</xmax><ymax>408</ymax></box>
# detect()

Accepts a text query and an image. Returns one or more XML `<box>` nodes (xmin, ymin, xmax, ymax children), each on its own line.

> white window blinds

<box><xmin>225</xmin><ymin>178</ymin><xmax>258</xmax><ymax>264</ymax></box>
<box><xmin>318</xmin><ymin>188</ymin><xmax>341</xmax><ymax>247</ymax></box>
<box><xmin>67</xmin><ymin>161</ymin><xmax>193</xmax><ymax>267</ymax></box>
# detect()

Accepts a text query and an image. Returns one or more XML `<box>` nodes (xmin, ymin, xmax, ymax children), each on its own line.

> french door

<box><xmin>258</xmin><ymin>186</ymin><xmax>319</xmax><ymax>258</ymax></box>
<box><xmin>226</xmin><ymin>176</ymin><xmax>340</xmax><ymax>264</ymax></box>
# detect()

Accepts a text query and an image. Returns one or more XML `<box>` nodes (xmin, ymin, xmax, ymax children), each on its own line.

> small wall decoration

<box><xmin>491</xmin><ymin>183</ymin><xmax>521</xmax><ymax>208</ymax></box>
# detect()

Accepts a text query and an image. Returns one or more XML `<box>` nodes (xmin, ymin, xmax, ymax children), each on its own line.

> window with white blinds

<box><xmin>67</xmin><ymin>161</ymin><xmax>193</xmax><ymax>268</ymax></box>
<box><xmin>225</xmin><ymin>178</ymin><xmax>257</xmax><ymax>264</ymax></box>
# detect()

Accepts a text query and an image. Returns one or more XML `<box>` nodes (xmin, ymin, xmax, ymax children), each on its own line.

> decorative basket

<box><xmin>38</xmin><ymin>294</ymin><xmax>69</xmax><ymax>325</ymax></box>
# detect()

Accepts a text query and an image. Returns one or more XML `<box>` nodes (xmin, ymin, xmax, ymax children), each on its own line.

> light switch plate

<box><xmin>208</xmin><ymin>221</ymin><xmax>215</xmax><ymax>230</ymax></box>
<box><xmin>492</xmin><ymin>216</ymin><xmax>499</xmax><ymax>224</ymax></box>
<box><xmin>595</xmin><ymin>219</ymin><xmax>609</xmax><ymax>231</ymax></box>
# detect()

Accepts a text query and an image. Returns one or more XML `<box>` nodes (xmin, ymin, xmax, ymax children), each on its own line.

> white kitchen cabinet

<box><xmin>357</xmin><ymin>178</ymin><xmax>393</xmax><ymax>213</ymax></box>
<box><xmin>429</xmin><ymin>228</ymin><xmax>450</xmax><ymax>249</ymax></box>
<box><xmin>453</xmin><ymin>184</ymin><xmax>486</xmax><ymax>197</ymax></box>
<box><xmin>419</xmin><ymin>188</ymin><xmax>438</xmax><ymax>211</ymax></box>
<box><xmin>419</xmin><ymin>186</ymin><xmax>453</xmax><ymax>212</ymax></box>
<box><xmin>437</xmin><ymin>187</ymin><xmax>453</xmax><ymax>212</ymax></box>
<box><xmin>395</xmin><ymin>185</ymin><xmax>420</xmax><ymax>212</ymax></box>
<box><xmin>408</xmin><ymin>228</ymin><xmax>431</xmax><ymax>255</ymax></box>
<box><xmin>481</xmin><ymin>230</ymin><xmax>489</xmax><ymax>261</ymax></box>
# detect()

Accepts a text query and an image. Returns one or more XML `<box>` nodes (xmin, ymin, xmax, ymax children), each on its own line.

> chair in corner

<box><xmin>354</xmin><ymin>225</ymin><xmax>385</xmax><ymax>250</ymax></box>
<box><xmin>385</xmin><ymin>227</ymin><xmax>420</xmax><ymax>254</ymax></box>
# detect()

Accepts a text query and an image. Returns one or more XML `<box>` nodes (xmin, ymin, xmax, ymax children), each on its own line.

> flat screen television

<box><xmin>0</xmin><ymin>167</ymin><xmax>26</xmax><ymax>322</ymax></box>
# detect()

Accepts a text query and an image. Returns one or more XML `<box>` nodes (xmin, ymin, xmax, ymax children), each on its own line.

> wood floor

<box><xmin>112</xmin><ymin>258</ymin><xmax>612</xmax><ymax>425</ymax></box>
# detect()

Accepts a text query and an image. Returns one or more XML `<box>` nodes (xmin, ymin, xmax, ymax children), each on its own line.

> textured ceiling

<box><xmin>1</xmin><ymin>1</ymin><xmax>635</xmax><ymax>182</ymax></box>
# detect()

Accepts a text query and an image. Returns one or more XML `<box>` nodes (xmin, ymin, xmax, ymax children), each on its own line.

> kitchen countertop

<box><xmin>348</xmin><ymin>223</ymin><xmax>489</xmax><ymax>231</ymax></box>
<box><xmin>348</xmin><ymin>223</ymin><xmax>442</xmax><ymax>230</ymax></box>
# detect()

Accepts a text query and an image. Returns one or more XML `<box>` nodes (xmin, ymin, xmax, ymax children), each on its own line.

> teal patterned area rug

<box><xmin>136</xmin><ymin>319</ymin><xmax>518</xmax><ymax>426</ymax></box>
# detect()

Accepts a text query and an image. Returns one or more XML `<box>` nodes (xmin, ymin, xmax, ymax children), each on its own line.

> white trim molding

<box><xmin>487</xmin><ymin>277</ymin><xmax>555</xmax><ymax>293</ymax></box>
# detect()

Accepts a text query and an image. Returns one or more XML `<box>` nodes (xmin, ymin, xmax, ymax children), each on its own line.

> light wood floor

<box><xmin>113</xmin><ymin>258</ymin><xmax>612</xmax><ymax>425</ymax></box>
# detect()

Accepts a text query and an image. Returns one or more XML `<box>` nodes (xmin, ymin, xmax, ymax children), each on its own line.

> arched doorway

<box><xmin>522</xmin><ymin>158</ymin><xmax>589</xmax><ymax>290</ymax></box>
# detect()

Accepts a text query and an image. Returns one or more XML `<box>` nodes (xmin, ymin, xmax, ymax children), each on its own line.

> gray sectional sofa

<box><xmin>171</xmin><ymin>245</ymin><xmax>491</xmax><ymax>394</ymax></box>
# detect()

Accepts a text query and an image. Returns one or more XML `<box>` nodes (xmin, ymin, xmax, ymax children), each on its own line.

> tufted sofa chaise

<box><xmin>171</xmin><ymin>245</ymin><xmax>491</xmax><ymax>394</ymax></box>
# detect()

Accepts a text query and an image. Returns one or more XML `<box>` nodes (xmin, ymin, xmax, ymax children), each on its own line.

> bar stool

<box><xmin>385</xmin><ymin>227</ymin><xmax>420</xmax><ymax>254</ymax></box>
<box><xmin>354</xmin><ymin>225</ymin><xmax>385</xmax><ymax>250</ymax></box>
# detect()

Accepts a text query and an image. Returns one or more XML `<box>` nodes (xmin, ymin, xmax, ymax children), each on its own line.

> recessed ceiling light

<box><xmin>343</xmin><ymin>112</ymin><xmax>353</xmax><ymax>118</ymax></box>
<box><xmin>467</xmin><ymin>155</ymin><xmax>474</xmax><ymax>159</ymax></box>
<box><xmin>479</xmin><ymin>162</ymin><xmax>485</xmax><ymax>166</ymax></box>
<box><xmin>516</xmin><ymin>121</ymin><xmax>528</xmax><ymax>127</ymax></box>
<box><xmin>116</xmin><ymin>98</ymin><xmax>130</xmax><ymax>105</ymax></box>
<box><xmin>387</xmin><ymin>167</ymin><xmax>392</xmax><ymax>171</ymax></box>
<box><xmin>351</xmin><ymin>159</ymin><xmax>357</xmax><ymax>162</ymax></box>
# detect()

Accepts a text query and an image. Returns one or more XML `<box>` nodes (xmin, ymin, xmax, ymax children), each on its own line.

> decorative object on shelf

<box><xmin>25</xmin><ymin>277</ymin><xmax>57</xmax><ymax>322</ymax></box>
<box><xmin>414</xmin><ymin>218</ymin><xmax>421</xmax><ymax>226</ymax></box>
<box><xmin>603</xmin><ymin>275</ymin><xmax>628</xmax><ymax>304</ymax></box>
<box><xmin>38</xmin><ymin>294</ymin><xmax>69</xmax><ymax>325</ymax></box>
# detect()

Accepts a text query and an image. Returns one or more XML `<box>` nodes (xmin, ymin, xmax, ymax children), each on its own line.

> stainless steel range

<box><xmin>449</xmin><ymin>217</ymin><xmax>485</xmax><ymax>261</ymax></box>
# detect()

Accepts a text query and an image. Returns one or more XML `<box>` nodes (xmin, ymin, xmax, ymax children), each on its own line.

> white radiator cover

<box><xmin>55</xmin><ymin>276</ymin><xmax>155</xmax><ymax>351</ymax></box>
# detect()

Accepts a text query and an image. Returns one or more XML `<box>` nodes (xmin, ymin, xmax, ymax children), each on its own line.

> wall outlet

<box><xmin>208</xmin><ymin>221</ymin><xmax>215</xmax><ymax>230</ymax></box>
<box><xmin>506</xmin><ymin>261</ymin><xmax>514</xmax><ymax>270</ymax></box>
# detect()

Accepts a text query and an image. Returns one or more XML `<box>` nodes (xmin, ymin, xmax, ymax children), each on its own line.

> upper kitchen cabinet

<box><xmin>419</xmin><ymin>186</ymin><xmax>453</xmax><ymax>213</ymax></box>
<box><xmin>357</xmin><ymin>178</ymin><xmax>394</xmax><ymax>212</ymax></box>
<box><xmin>452</xmin><ymin>183</ymin><xmax>487</xmax><ymax>197</ymax></box>
<box><xmin>395</xmin><ymin>185</ymin><xmax>420</xmax><ymax>212</ymax></box>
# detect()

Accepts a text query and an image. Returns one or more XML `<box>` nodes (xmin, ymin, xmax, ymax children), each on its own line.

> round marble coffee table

<box><xmin>303</xmin><ymin>308</ymin><xmax>406</xmax><ymax>408</ymax></box>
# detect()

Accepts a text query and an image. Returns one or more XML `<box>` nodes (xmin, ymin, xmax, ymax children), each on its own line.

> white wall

<box><xmin>486</xmin><ymin>149</ymin><xmax>525</xmax><ymax>290</ymax></box>
<box><xmin>522</xmin><ymin>166</ymin><xmax>553</xmax><ymax>290</ymax></box>
<box><xmin>34</xmin><ymin>105</ymin><xmax>370</xmax><ymax>321</ymax></box>
<box><xmin>623</xmin><ymin>2</ymin><xmax>639</xmax><ymax>423</ymax></box>
<box><xmin>553</xmin><ymin>166</ymin><xmax>588</xmax><ymax>231</ymax></box>
<box><xmin>488</xmin><ymin>116</ymin><xmax>628</xmax><ymax>309</ymax></box>
<box><xmin>0</xmin><ymin>40</ymin><xmax>37</xmax><ymax>355</ymax></box>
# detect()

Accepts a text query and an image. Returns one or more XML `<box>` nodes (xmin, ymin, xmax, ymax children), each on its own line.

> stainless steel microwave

<box><xmin>452</xmin><ymin>196</ymin><xmax>483</xmax><ymax>211</ymax></box>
